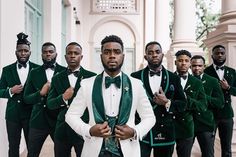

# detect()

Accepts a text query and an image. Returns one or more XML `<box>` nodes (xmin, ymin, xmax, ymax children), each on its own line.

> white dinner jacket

<box><xmin>65</xmin><ymin>75</ymin><xmax>155</xmax><ymax>157</ymax></box>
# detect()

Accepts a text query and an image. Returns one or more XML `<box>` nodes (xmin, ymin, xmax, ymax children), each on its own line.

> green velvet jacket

<box><xmin>47</xmin><ymin>67</ymin><xmax>96</xmax><ymax>142</ymax></box>
<box><xmin>131</xmin><ymin>66</ymin><xmax>186</xmax><ymax>146</ymax></box>
<box><xmin>23</xmin><ymin>63</ymin><xmax>66</xmax><ymax>129</ymax></box>
<box><xmin>204</xmin><ymin>64</ymin><xmax>236</xmax><ymax>119</ymax></box>
<box><xmin>0</xmin><ymin>61</ymin><xmax>39</xmax><ymax>122</ymax></box>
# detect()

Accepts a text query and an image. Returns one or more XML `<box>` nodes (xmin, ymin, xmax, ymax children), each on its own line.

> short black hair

<box><xmin>175</xmin><ymin>50</ymin><xmax>192</xmax><ymax>58</ymax></box>
<box><xmin>101</xmin><ymin>35</ymin><xmax>124</xmax><ymax>51</ymax></box>
<box><xmin>191</xmin><ymin>55</ymin><xmax>205</xmax><ymax>64</ymax></box>
<box><xmin>42</xmin><ymin>42</ymin><xmax>56</xmax><ymax>51</ymax></box>
<box><xmin>145</xmin><ymin>41</ymin><xmax>162</xmax><ymax>52</ymax></box>
<box><xmin>65</xmin><ymin>42</ymin><xmax>82</xmax><ymax>52</ymax></box>
<box><xmin>212</xmin><ymin>45</ymin><xmax>225</xmax><ymax>52</ymax></box>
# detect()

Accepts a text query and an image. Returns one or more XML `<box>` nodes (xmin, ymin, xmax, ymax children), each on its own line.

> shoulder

<box><xmin>131</xmin><ymin>69</ymin><xmax>143</xmax><ymax>79</ymax></box>
<box><xmin>203</xmin><ymin>73</ymin><xmax>218</xmax><ymax>82</ymax></box>
<box><xmin>29</xmin><ymin>61</ymin><xmax>40</xmax><ymax>68</ymax></box>
<box><xmin>55</xmin><ymin>63</ymin><xmax>66</xmax><ymax>71</ymax></box>
<box><xmin>80</xmin><ymin>67</ymin><xmax>97</xmax><ymax>78</ymax></box>
<box><xmin>225</xmin><ymin>66</ymin><xmax>236</xmax><ymax>73</ymax></box>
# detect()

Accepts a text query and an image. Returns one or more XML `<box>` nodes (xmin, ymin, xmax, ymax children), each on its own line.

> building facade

<box><xmin>0</xmin><ymin>0</ymin><xmax>235</xmax><ymax>156</ymax></box>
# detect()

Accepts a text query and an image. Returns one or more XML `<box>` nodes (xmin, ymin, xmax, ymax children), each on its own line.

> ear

<box><xmin>144</xmin><ymin>55</ymin><xmax>147</xmax><ymax>61</ymax></box>
<box><xmin>81</xmin><ymin>55</ymin><xmax>83</xmax><ymax>60</ymax></box>
<box><xmin>175</xmin><ymin>60</ymin><xmax>177</xmax><ymax>65</ymax></box>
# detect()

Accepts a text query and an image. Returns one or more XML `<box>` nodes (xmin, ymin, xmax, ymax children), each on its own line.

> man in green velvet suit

<box><xmin>47</xmin><ymin>42</ymin><xmax>96</xmax><ymax>157</ymax></box>
<box><xmin>174</xmin><ymin>50</ymin><xmax>207</xmax><ymax>157</ymax></box>
<box><xmin>190</xmin><ymin>55</ymin><xmax>224</xmax><ymax>157</ymax></box>
<box><xmin>204</xmin><ymin>45</ymin><xmax>236</xmax><ymax>157</ymax></box>
<box><xmin>131</xmin><ymin>41</ymin><xmax>186</xmax><ymax>157</ymax></box>
<box><xmin>23</xmin><ymin>42</ymin><xmax>65</xmax><ymax>157</ymax></box>
<box><xmin>0</xmin><ymin>32</ymin><xmax>39</xmax><ymax>157</ymax></box>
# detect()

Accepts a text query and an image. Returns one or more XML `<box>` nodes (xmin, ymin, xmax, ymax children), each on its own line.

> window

<box><xmin>91</xmin><ymin>0</ymin><xmax>139</xmax><ymax>14</ymax></box>
<box><xmin>25</xmin><ymin>0</ymin><xmax>43</xmax><ymax>64</ymax></box>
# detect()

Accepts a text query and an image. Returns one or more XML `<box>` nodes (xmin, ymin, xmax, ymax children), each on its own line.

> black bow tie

<box><xmin>216</xmin><ymin>66</ymin><xmax>224</xmax><ymax>70</ymax></box>
<box><xmin>67</xmin><ymin>69</ymin><xmax>79</xmax><ymax>77</ymax></box>
<box><xmin>179</xmin><ymin>75</ymin><xmax>187</xmax><ymax>80</ymax></box>
<box><xmin>150</xmin><ymin>70</ymin><xmax>161</xmax><ymax>77</ymax></box>
<box><xmin>105</xmin><ymin>76</ymin><xmax>121</xmax><ymax>88</ymax></box>
<box><xmin>43</xmin><ymin>64</ymin><xmax>55</xmax><ymax>70</ymax></box>
<box><xmin>18</xmin><ymin>63</ymin><xmax>27</xmax><ymax>69</ymax></box>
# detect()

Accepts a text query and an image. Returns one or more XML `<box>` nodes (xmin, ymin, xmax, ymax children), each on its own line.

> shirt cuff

<box><xmin>8</xmin><ymin>88</ymin><xmax>14</xmax><ymax>97</ymax></box>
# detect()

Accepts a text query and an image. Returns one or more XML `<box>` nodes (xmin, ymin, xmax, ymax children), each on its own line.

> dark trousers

<box><xmin>215</xmin><ymin>118</ymin><xmax>234</xmax><ymax>157</ymax></box>
<box><xmin>27</xmin><ymin>128</ymin><xmax>54</xmax><ymax>157</ymax></box>
<box><xmin>140</xmin><ymin>141</ymin><xmax>174</xmax><ymax>157</ymax></box>
<box><xmin>54</xmin><ymin>138</ymin><xmax>84</xmax><ymax>157</ymax></box>
<box><xmin>195</xmin><ymin>131</ymin><xmax>215</xmax><ymax>157</ymax></box>
<box><xmin>176</xmin><ymin>137</ymin><xmax>194</xmax><ymax>157</ymax></box>
<box><xmin>6</xmin><ymin>119</ymin><xmax>29</xmax><ymax>157</ymax></box>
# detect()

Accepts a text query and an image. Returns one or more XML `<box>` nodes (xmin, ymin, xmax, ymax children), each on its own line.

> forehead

<box><xmin>103</xmin><ymin>42</ymin><xmax>122</xmax><ymax>50</ymax></box>
<box><xmin>67</xmin><ymin>45</ymin><xmax>82</xmax><ymax>51</ymax></box>
<box><xmin>16</xmin><ymin>44</ymin><xmax>30</xmax><ymax>50</ymax></box>
<box><xmin>147</xmin><ymin>44</ymin><xmax>161</xmax><ymax>50</ymax></box>
<box><xmin>176</xmin><ymin>55</ymin><xmax>190</xmax><ymax>60</ymax></box>
<box><xmin>42</xmin><ymin>45</ymin><xmax>55</xmax><ymax>51</ymax></box>
<box><xmin>213</xmin><ymin>47</ymin><xmax>225</xmax><ymax>53</ymax></box>
<box><xmin>191</xmin><ymin>58</ymin><xmax>204</xmax><ymax>64</ymax></box>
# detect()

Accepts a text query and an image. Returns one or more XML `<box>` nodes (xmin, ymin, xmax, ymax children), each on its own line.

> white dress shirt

<box><xmin>149</xmin><ymin>71</ymin><xmax>162</xmax><ymax>94</ymax></box>
<box><xmin>102</xmin><ymin>72</ymin><xmax>122</xmax><ymax>117</ymax></box>
<box><xmin>214</xmin><ymin>64</ymin><xmax>224</xmax><ymax>80</ymax></box>
<box><xmin>17</xmin><ymin>62</ymin><xmax>29</xmax><ymax>86</ymax></box>
<box><xmin>45</xmin><ymin>68</ymin><xmax>54</xmax><ymax>82</ymax></box>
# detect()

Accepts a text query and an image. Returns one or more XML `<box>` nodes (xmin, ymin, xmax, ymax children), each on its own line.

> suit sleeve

<box><xmin>0</xmin><ymin>68</ymin><xmax>11</xmax><ymax>98</ymax></box>
<box><xmin>207</xmin><ymin>78</ymin><xmax>224</xmax><ymax>109</ymax></box>
<box><xmin>47</xmin><ymin>77</ymin><xmax>66</xmax><ymax>110</ymax></box>
<box><xmin>23</xmin><ymin>70</ymin><xmax>42</xmax><ymax>104</ymax></box>
<box><xmin>134</xmin><ymin>81</ymin><xmax>156</xmax><ymax>140</ymax></box>
<box><xmin>228</xmin><ymin>69</ymin><xmax>236</xmax><ymax>96</ymax></box>
<box><xmin>65</xmin><ymin>82</ymin><xmax>92</xmax><ymax>139</ymax></box>
<box><xmin>187</xmin><ymin>83</ymin><xmax>207</xmax><ymax>112</ymax></box>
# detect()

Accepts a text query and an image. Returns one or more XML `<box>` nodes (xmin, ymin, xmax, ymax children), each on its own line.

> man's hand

<box><xmin>10</xmin><ymin>84</ymin><xmax>23</xmax><ymax>94</ymax></box>
<box><xmin>62</xmin><ymin>87</ymin><xmax>74</xmax><ymax>100</ymax></box>
<box><xmin>220</xmin><ymin>78</ymin><xmax>230</xmax><ymax>90</ymax></box>
<box><xmin>89</xmin><ymin>121</ymin><xmax>111</xmax><ymax>138</ymax></box>
<box><xmin>153</xmin><ymin>87</ymin><xmax>168</xmax><ymax>106</ymax></box>
<box><xmin>40</xmin><ymin>82</ymin><xmax>50</xmax><ymax>96</ymax></box>
<box><xmin>115</xmin><ymin>125</ymin><xmax>135</xmax><ymax>140</ymax></box>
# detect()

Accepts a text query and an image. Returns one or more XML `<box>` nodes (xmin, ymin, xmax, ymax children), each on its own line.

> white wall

<box><xmin>0</xmin><ymin>0</ymin><xmax>26</xmax><ymax>156</ymax></box>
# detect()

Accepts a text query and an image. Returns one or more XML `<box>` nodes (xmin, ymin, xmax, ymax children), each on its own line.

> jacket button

<box><xmin>182</xmin><ymin>118</ymin><xmax>185</xmax><ymax>121</ymax></box>
<box><xmin>173</xmin><ymin>116</ymin><xmax>175</xmax><ymax>119</ymax></box>
<box><xmin>161</xmin><ymin>114</ymin><xmax>164</xmax><ymax>117</ymax></box>
<box><xmin>17</xmin><ymin>100</ymin><xmax>21</xmax><ymax>103</ymax></box>
<box><xmin>161</xmin><ymin>125</ymin><xmax>164</xmax><ymax>127</ymax></box>
<box><xmin>41</xmin><ymin>97</ymin><xmax>44</xmax><ymax>101</ymax></box>
<box><xmin>43</xmin><ymin>105</ymin><xmax>46</xmax><ymax>108</ymax></box>
<box><xmin>226</xmin><ymin>100</ymin><xmax>229</xmax><ymax>103</ymax></box>
<box><xmin>198</xmin><ymin>113</ymin><xmax>200</xmax><ymax>115</ymax></box>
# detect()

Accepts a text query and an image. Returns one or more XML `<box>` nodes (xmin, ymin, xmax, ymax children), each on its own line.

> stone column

<box><xmin>204</xmin><ymin>0</ymin><xmax>236</xmax><ymax>156</ymax></box>
<box><xmin>167</xmin><ymin>0</ymin><xmax>203</xmax><ymax>71</ymax></box>
<box><xmin>155</xmin><ymin>0</ymin><xmax>171</xmax><ymax>67</ymax></box>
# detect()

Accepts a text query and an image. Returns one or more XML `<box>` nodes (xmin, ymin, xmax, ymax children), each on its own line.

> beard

<box><xmin>16</xmin><ymin>56</ymin><xmax>30</xmax><ymax>65</ymax></box>
<box><xmin>147</xmin><ymin>59</ymin><xmax>162</xmax><ymax>70</ymax></box>
<box><xmin>212</xmin><ymin>58</ymin><xmax>226</xmax><ymax>66</ymax></box>
<box><xmin>101</xmin><ymin>58</ymin><xmax>124</xmax><ymax>73</ymax></box>
<box><xmin>42</xmin><ymin>57</ymin><xmax>56</xmax><ymax>66</ymax></box>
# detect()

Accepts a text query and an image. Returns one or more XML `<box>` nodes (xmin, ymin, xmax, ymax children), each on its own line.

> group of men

<box><xmin>0</xmin><ymin>32</ymin><xmax>235</xmax><ymax>157</ymax></box>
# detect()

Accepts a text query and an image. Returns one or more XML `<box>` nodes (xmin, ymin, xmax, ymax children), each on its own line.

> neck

<box><xmin>105</xmin><ymin>70</ymin><xmax>121</xmax><ymax>78</ymax></box>
<box><xmin>148</xmin><ymin>65</ymin><xmax>162</xmax><ymax>72</ymax></box>
<box><xmin>68</xmin><ymin>65</ymin><xmax>80</xmax><ymax>71</ymax></box>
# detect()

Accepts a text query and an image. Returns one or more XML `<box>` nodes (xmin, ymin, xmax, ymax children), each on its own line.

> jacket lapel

<box><xmin>10</xmin><ymin>62</ymin><xmax>21</xmax><ymax>84</ymax></box>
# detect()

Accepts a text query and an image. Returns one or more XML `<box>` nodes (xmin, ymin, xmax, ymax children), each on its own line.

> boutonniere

<box><xmin>202</xmin><ymin>80</ymin><xmax>206</xmax><ymax>84</ymax></box>
<box><xmin>124</xmin><ymin>86</ymin><xmax>129</xmax><ymax>92</ymax></box>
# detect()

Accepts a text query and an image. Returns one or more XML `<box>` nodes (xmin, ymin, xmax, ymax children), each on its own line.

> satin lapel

<box><xmin>143</xmin><ymin>67</ymin><xmax>154</xmax><ymax>97</ymax></box>
<box><xmin>209</xmin><ymin>64</ymin><xmax>220</xmax><ymax>80</ymax></box>
<box><xmin>117</xmin><ymin>72</ymin><xmax>132</xmax><ymax>125</ymax></box>
<box><xmin>92</xmin><ymin>72</ymin><xmax>105</xmax><ymax>123</ymax></box>
<box><xmin>160</xmin><ymin>66</ymin><xmax>168</xmax><ymax>93</ymax></box>
<box><xmin>184</xmin><ymin>74</ymin><xmax>192</xmax><ymax>91</ymax></box>
<box><xmin>38</xmin><ymin>66</ymin><xmax>48</xmax><ymax>85</ymax></box>
<box><xmin>10</xmin><ymin>62</ymin><xmax>21</xmax><ymax>84</ymax></box>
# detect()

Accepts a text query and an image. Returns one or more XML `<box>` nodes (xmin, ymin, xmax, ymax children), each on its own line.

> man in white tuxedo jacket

<box><xmin>65</xmin><ymin>35</ymin><xmax>155</xmax><ymax>157</ymax></box>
